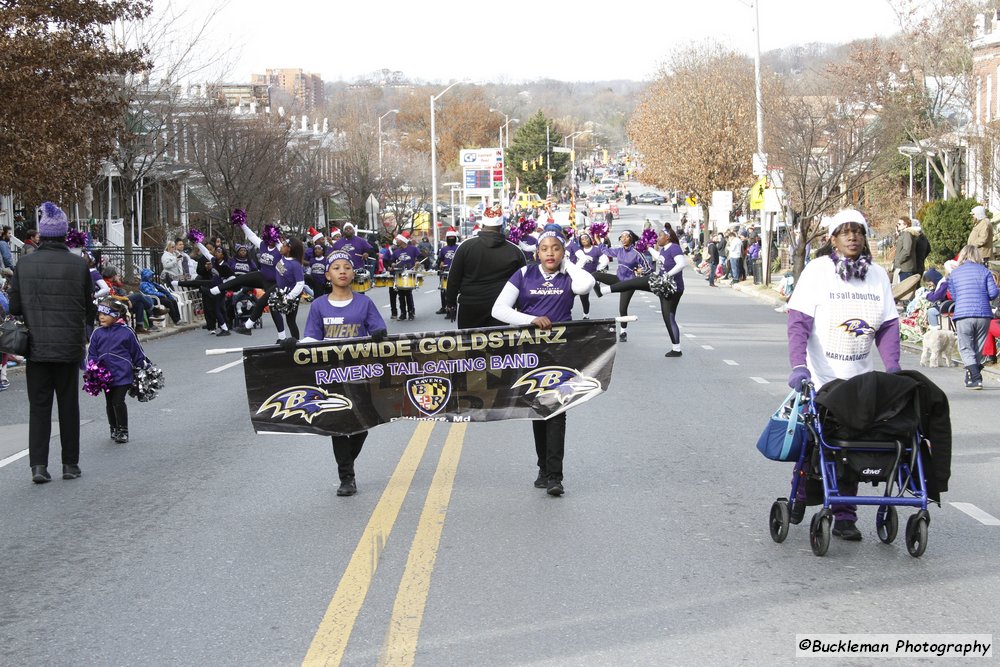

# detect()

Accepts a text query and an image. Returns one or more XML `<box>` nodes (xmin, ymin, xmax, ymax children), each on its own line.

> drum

<box><xmin>439</xmin><ymin>270</ymin><xmax>449</xmax><ymax>291</ymax></box>
<box><xmin>374</xmin><ymin>272</ymin><xmax>393</xmax><ymax>288</ymax></box>
<box><xmin>394</xmin><ymin>270</ymin><xmax>417</xmax><ymax>290</ymax></box>
<box><xmin>416</xmin><ymin>273</ymin><xmax>425</xmax><ymax>288</ymax></box>
<box><xmin>352</xmin><ymin>270</ymin><xmax>372</xmax><ymax>293</ymax></box>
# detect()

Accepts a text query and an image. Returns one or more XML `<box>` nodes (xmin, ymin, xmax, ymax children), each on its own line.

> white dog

<box><xmin>920</xmin><ymin>328</ymin><xmax>959</xmax><ymax>367</ymax></box>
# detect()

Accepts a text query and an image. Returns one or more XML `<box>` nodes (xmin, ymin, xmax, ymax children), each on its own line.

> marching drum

<box><xmin>439</xmin><ymin>270</ymin><xmax>449</xmax><ymax>291</ymax></box>
<box><xmin>352</xmin><ymin>269</ymin><xmax>372</xmax><ymax>293</ymax></box>
<box><xmin>416</xmin><ymin>273</ymin><xmax>425</xmax><ymax>288</ymax></box>
<box><xmin>374</xmin><ymin>272</ymin><xmax>393</xmax><ymax>288</ymax></box>
<box><xmin>394</xmin><ymin>270</ymin><xmax>418</xmax><ymax>290</ymax></box>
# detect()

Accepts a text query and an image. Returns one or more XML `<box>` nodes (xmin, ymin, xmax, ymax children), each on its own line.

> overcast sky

<box><xmin>160</xmin><ymin>0</ymin><xmax>904</xmax><ymax>83</ymax></box>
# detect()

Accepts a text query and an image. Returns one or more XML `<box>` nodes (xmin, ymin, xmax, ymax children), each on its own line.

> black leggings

<box><xmin>390</xmin><ymin>287</ymin><xmax>415</xmax><ymax>317</ymax></box>
<box><xmin>596</xmin><ymin>273</ymin><xmax>636</xmax><ymax>329</ymax></box>
<box><xmin>605</xmin><ymin>274</ymin><xmax>683</xmax><ymax>343</ymax></box>
<box><xmin>577</xmin><ymin>293</ymin><xmax>590</xmax><ymax>316</ymax></box>
<box><xmin>105</xmin><ymin>384</ymin><xmax>130</xmax><ymax>432</ymax></box>
<box><xmin>178</xmin><ymin>279</ymin><xmax>227</xmax><ymax>329</ymax></box>
<box><xmin>221</xmin><ymin>272</ymin><xmax>284</xmax><ymax>332</ymax></box>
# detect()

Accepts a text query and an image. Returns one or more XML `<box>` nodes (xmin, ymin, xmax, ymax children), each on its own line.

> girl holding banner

<box><xmin>491</xmin><ymin>230</ymin><xmax>596</xmax><ymax>497</ymax></box>
<box><xmin>299</xmin><ymin>251</ymin><xmax>388</xmax><ymax>497</ymax></box>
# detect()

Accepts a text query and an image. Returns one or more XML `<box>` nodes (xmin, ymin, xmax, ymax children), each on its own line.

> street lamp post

<box><xmin>898</xmin><ymin>145</ymin><xmax>920</xmax><ymax>219</ymax></box>
<box><xmin>489</xmin><ymin>108</ymin><xmax>508</xmax><ymax>148</ymax></box>
<box><xmin>431</xmin><ymin>80</ymin><xmax>470</xmax><ymax>260</ymax></box>
<box><xmin>378</xmin><ymin>109</ymin><xmax>399</xmax><ymax>180</ymax></box>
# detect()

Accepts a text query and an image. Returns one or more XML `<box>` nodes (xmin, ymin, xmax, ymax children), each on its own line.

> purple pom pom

<box><xmin>187</xmin><ymin>228</ymin><xmax>205</xmax><ymax>244</ymax></box>
<box><xmin>230</xmin><ymin>208</ymin><xmax>247</xmax><ymax>227</ymax></box>
<box><xmin>519</xmin><ymin>218</ymin><xmax>537</xmax><ymax>236</ymax></box>
<box><xmin>83</xmin><ymin>360</ymin><xmax>112</xmax><ymax>396</ymax></box>
<box><xmin>65</xmin><ymin>229</ymin><xmax>88</xmax><ymax>248</ymax></box>
<box><xmin>636</xmin><ymin>228</ymin><xmax>659</xmax><ymax>253</ymax></box>
<box><xmin>589</xmin><ymin>222</ymin><xmax>608</xmax><ymax>240</ymax></box>
<box><xmin>262</xmin><ymin>224</ymin><xmax>282</xmax><ymax>246</ymax></box>
<box><xmin>507</xmin><ymin>226</ymin><xmax>523</xmax><ymax>244</ymax></box>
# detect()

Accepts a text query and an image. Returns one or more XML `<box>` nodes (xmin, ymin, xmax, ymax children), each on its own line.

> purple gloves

<box><xmin>788</xmin><ymin>365</ymin><xmax>811</xmax><ymax>390</ymax></box>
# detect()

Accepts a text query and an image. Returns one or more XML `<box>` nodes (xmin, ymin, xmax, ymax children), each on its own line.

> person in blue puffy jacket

<box><xmin>139</xmin><ymin>268</ymin><xmax>182</xmax><ymax>324</ymax></box>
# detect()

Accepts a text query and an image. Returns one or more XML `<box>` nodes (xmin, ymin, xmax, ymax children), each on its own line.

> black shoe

<box><xmin>114</xmin><ymin>430</ymin><xmax>129</xmax><ymax>444</ymax></box>
<box><xmin>435</xmin><ymin>308</ymin><xmax>447</xmax><ymax>314</ymax></box>
<box><xmin>110</xmin><ymin>428</ymin><xmax>118</xmax><ymax>440</ymax></box>
<box><xmin>534</xmin><ymin>472</ymin><xmax>548</xmax><ymax>488</ymax></box>
<box><xmin>985</xmin><ymin>355</ymin><xmax>997</xmax><ymax>366</ymax></box>
<box><xmin>407</xmin><ymin>313</ymin><xmax>415</xmax><ymax>321</ymax></box>
<box><xmin>546</xmin><ymin>479</ymin><xmax>564</xmax><ymax>497</ymax></box>
<box><xmin>594</xmin><ymin>284</ymin><xmax>603</xmax><ymax>297</ymax></box>
<box><xmin>234</xmin><ymin>325</ymin><xmax>252</xmax><ymax>336</ymax></box>
<box><xmin>390</xmin><ymin>314</ymin><xmax>398</xmax><ymax>321</ymax></box>
<box><xmin>62</xmin><ymin>464</ymin><xmax>82</xmax><ymax>480</ymax></box>
<box><xmin>31</xmin><ymin>465</ymin><xmax>51</xmax><ymax>484</ymax></box>
<box><xmin>619</xmin><ymin>331</ymin><xmax>627</xmax><ymax>343</ymax></box>
<box><xmin>664</xmin><ymin>350</ymin><xmax>682</xmax><ymax>357</ymax></box>
<box><xmin>789</xmin><ymin>501</ymin><xmax>805</xmax><ymax>525</ymax></box>
<box><xmin>832</xmin><ymin>519</ymin><xmax>862</xmax><ymax>541</ymax></box>
<box><xmin>216</xmin><ymin>329</ymin><xmax>231</xmax><ymax>337</ymax></box>
<box><xmin>337</xmin><ymin>479</ymin><xmax>357</xmax><ymax>496</ymax></box>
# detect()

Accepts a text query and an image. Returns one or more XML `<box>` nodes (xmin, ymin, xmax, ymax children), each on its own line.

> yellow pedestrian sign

<box><xmin>749</xmin><ymin>176</ymin><xmax>767</xmax><ymax>211</ymax></box>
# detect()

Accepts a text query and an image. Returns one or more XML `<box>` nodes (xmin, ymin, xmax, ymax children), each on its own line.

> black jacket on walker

<box><xmin>815</xmin><ymin>370</ymin><xmax>951</xmax><ymax>502</ymax></box>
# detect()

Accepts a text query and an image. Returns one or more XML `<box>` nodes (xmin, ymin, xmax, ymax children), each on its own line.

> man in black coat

<box><xmin>445</xmin><ymin>214</ymin><xmax>526</xmax><ymax>328</ymax></box>
<box><xmin>9</xmin><ymin>202</ymin><xmax>96</xmax><ymax>484</ymax></box>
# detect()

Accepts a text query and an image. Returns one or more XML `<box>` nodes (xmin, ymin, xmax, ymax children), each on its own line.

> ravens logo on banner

<box><xmin>256</xmin><ymin>385</ymin><xmax>352</xmax><ymax>424</ymax></box>
<box><xmin>512</xmin><ymin>366</ymin><xmax>602</xmax><ymax>405</ymax></box>
<box><xmin>406</xmin><ymin>376</ymin><xmax>452</xmax><ymax>416</ymax></box>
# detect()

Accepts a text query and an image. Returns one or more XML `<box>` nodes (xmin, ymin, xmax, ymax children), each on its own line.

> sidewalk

<box><xmin>727</xmin><ymin>276</ymin><xmax>998</xmax><ymax>379</ymax></box>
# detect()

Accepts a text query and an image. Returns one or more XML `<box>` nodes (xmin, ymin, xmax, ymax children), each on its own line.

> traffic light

<box><xmin>602</xmin><ymin>149</ymin><xmax>608</xmax><ymax>162</ymax></box>
<box><xmin>570</xmin><ymin>150</ymin><xmax>575</xmax><ymax>161</ymax></box>
<box><xmin>522</xmin><ymin>160</ymin><xmax>528</xmax><ymax>171</ymax></box>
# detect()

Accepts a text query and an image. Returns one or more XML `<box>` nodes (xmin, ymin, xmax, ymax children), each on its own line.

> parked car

<box><xmin>635</xmin><ymin>192</ymin><xmax>666</xmax><ymax>205</ymax></box>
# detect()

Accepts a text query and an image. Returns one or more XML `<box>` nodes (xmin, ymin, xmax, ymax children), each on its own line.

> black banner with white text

<box><xmin>242</xmin><ymin>319</ymin><xmax>618</xmax><ymax>436</ymax></box>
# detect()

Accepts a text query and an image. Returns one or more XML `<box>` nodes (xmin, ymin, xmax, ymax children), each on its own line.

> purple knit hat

<box><xmin>37</xmin><ymin>202</ymin><xmax>68</xmax><ymax>238</ymax></box>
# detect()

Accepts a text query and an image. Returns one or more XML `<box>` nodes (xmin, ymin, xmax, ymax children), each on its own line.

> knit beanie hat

<box><xmin>37</xmin><ymin>202</ymin><xmax>69</xmax><ymax>238</ymax></box>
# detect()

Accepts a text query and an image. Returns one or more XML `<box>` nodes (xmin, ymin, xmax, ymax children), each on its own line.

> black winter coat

<box><xmin>815</xmin><ymin>370</ymin><xmax>951</xmax><ymax>501</ymax></box>
<box><xmin>9</xmin><ymin>242</ymin><xmax>95</xmax><ymax>363</ymax></box>
<box><xmin>445</xmin><ymin>231</ymin><xmax>526</xmax><ymax>308</ymax></box>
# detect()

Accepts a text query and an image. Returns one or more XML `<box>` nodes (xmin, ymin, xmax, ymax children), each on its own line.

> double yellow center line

<box><xmin>302</xmin><ymin>422</ymin><xmax>467</xmax><ymax>667</ymax></box>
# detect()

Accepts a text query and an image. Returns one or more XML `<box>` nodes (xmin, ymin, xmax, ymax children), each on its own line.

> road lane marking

<box><xmin>0</xmin><ymin>449</ymin><xmax>29</xmax><ymax>469</ymax></box>
<box><xmin>302</xmin><ymin>422</ymin><xmax>435</xmax><ymax>667</ymax></box>
<box><xmin>750</xmin><ymin>377</ymin><xmax>769</xmax><ymax>384</ymax></box>
<box><xmin>950</xmin><ymin>502</ymin><xmax>1000</xmax><ymax>525</ymax></box>
<box><xmin>701</xmin><ymin>345</ymin><xmax>714</xmax><ymax>350</ymax></box>
<box><xmin>684</xmin><ymin>333</ymin><xmax>697</xmax><ymax>338</ymax></box>
<box><xmin>207</xmin><ymin>358</ymin><xmax>244</xmax><ymax>374</ymax></box>
<box><xmin>723</xmin><ymin>360</ymin><xmax>739</xmax><ymax>366</ymax></box>
<box><xmin>380</xmin><ymin>423</ymin><xmax>467</xmax><ymax>665</ymax></box>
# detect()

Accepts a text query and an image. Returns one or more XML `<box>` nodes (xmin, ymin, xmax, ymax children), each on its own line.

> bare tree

<box><xmin>770</xmin><ymin>41</ymin><xmax>908</xmax><ymax>277</ymax></box>
<box><xmin>186</xmin><ymin>106</ymin><xmax>291</xmax><ymax>234</ymax></box>
<box><xmin>105</xmin><ymin>1</ymin><xmax>228</xmax><ymax>278</ymax></box>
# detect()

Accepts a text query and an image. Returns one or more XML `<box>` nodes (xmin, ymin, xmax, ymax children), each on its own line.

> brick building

<box><xmin>250</xmin><ymin>68</ymin><xmax>325</xmax><ymax>114</ymax></box>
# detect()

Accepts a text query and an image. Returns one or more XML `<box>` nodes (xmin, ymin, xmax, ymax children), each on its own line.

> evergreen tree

<box><xmin>506</xmin><ymin>111</ymin><xmax>569</xmax><ymax>196</ymax></box>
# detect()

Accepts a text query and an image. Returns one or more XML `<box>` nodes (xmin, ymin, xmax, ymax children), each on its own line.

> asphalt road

<box><xmin>1</xmin><ymin>196</ymin><xmax>998</xmax><ymax>665</ymax></box>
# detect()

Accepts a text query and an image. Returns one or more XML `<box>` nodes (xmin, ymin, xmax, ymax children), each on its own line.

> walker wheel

<box><xmin>876</xmin><ymin>505</ymin><xmax>898</xmax><ymax>544</ymax></box>
<box><xmin>905</xmin><ymin>510</ymin><xmax>929</xmax><ymax>558</ymax></box>
<box><xmin>809</xmin><ymin>510</ymin><xmax>831</xmax><ymax>557</ymax></box>
<box><xmin>769</xmin><ymin>500</ymin><xmax>790</xmax><ymax>543</ymax></box>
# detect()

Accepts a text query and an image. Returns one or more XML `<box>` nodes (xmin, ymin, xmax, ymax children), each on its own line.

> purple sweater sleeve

<box><xmin>875</xmin><ymin>318</ymin><xmax>901</xmax><ymax>371</ymax></box>
<box><xmin>787</xmin><ymin>310</ymin><xmax>813</xmax><ymax>368</ymax></box>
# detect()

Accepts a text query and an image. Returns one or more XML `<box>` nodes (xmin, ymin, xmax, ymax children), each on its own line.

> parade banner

<box><xmin>242</xmin><ymin>319</ymin><xmax>618</xmax><ymax>436</ymax></box>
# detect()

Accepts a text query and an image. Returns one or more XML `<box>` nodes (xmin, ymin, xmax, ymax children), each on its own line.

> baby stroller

<box><xmin>768</xmin><ymin>373</ymin><xmax>932</xmax><ymax>558</ymax></box>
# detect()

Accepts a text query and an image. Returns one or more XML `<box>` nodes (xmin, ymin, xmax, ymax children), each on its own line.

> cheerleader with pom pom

<box><xmin>571</xmin><ymin>230</ymin><xmax>603</xmax><ymax>319</ymax></box>
<box><xmin>87</xmin><ymin>299</ymin><xmax>149</xmax><ymax>443</ymax></box>
<box><xmin>593</xmin><ymin>229</ymin><xmax>650</xmax><ymax>342</ymax></box>
<box><xmin>210</xmin><ymin>209</ymin><xmax>285</xmax><ymax>336</ymax></box>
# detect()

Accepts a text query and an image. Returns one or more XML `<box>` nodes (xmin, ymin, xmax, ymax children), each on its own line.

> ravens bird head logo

<box><xmin>512</xmin><ymin>366</ymin><xmax>602</xmax><ymax>405</ymax></box>
<box><xmin>256</xmin><ymin>386</ymin><xmax>352</xmax><ymax>424</ymax></box>
<box><xmin>839</xmin><ymin>318</ymin><xmax>876</xmax><ymax>337</ymax></box>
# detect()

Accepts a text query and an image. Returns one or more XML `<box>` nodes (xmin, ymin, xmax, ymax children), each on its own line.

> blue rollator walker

<box><xmin>769</xmin><ymin>380</ymin><xmax>931</xmax><ymax>557</ymax></box>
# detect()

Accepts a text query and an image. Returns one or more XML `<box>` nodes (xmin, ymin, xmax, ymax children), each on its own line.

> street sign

<box><xmin>763</xmin><ymin>188</ymin><xmax>782</xmax><ymax>213</ymax></box>
<box><xmin>461</xmin><ymin>148</ymin><xmax>503</xmax><ymax>197</ymax></box>
<box><xmin>749</xmin><ymin>176</ymin><xmax>767</xmax><ymax>211</ymax></box>
<box><xmin>712</xmin><ymin>191</ymin><xmax>733</xmax><ymax>210</ymax></box>
<box><xmin>552</xmin><ymin>147</ymin><xmax>572</xmax><ymax>154</ymax></box>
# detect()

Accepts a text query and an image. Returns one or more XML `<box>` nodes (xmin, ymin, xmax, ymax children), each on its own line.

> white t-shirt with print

<box><xmin>788</xmin><ymin>255</ymin><xmax>897</xmax><ymax>388</ymax></box>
